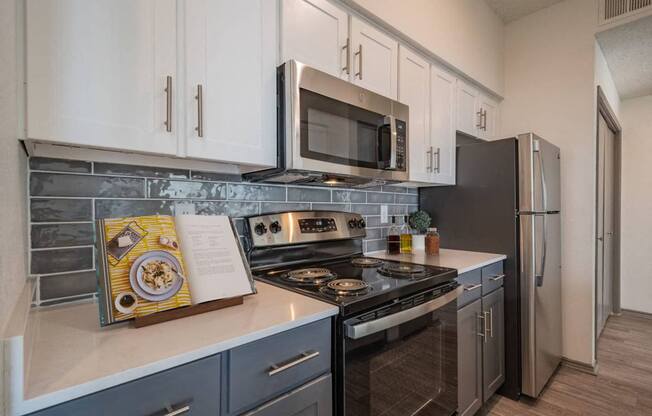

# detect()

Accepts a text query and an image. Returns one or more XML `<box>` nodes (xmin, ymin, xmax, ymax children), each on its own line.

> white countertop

<box><xmin>366</xmin><ymin>248</ymin><xmax>506</xmax><ymax>274</ymax></box>
<box><xmin>13</xmin><ymin>282</ymin><xmax>338</xmax><ymax>415</ymax></box>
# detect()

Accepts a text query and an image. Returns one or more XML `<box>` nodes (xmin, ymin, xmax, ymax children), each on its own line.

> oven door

<box><xmin>285</xmin><ymin>61</ymin><xmax>409</xmax><ymax>182</ymax></box>
<box><xmin>343</xmin><ymin>286</ymin><xmax>461</xmax><ymax>416</ymax></box>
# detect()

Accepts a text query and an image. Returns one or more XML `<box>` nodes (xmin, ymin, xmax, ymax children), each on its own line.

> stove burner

<box><xmin>284</xmin><ymin>268</ymin><xmax>336</xmax><ymax>285</ymax></box>
<box><xmin>378</xmin><ymin>262</ymin><xmax>427</xmax><ymax>279</ymax></box>
<box><xmin>351</xmin><ymin>257</ymin><xmax>383</xmax><ymax>268</ymax></box>
<box><xmin>320</xmin><ymin>279</ymin><xmax>370</xmax><ymax>296</ymax></box>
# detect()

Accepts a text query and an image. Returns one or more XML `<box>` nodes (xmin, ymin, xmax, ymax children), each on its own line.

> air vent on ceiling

<box><xmin>601</xmin><ymin>0</ymin><xmax>652</xmax><ymax>24</ymax></box>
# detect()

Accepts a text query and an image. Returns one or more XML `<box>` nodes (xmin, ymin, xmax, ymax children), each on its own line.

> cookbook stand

<box><xmin>133</xmin><ymin>296</ymin><xmax>244</xmax><ymax>328</ymax></box>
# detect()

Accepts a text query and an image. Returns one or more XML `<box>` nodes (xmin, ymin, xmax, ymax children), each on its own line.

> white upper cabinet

<box><xmin>398</xmin><ymin>46</ymin><xmax>430</xmax><ymax>184</ymax></box>
<box><xmin>350</xmin><ymin>17</ymin><xmax>398</xmax><ymax>99</ymax></box>
<box><xmin>430</xmin><ymin>65</ymin><xmax>456</xmax><ymax>185</ymax></box>
<box><xmin>26</xmin><ymin>0</ymin><xmax>178</xmax><ymax>155</ymax></box>
<box><xmin>456</xmin><ymin>80</ymin><xmax>481</xmax><ymax>138</ymax></box>
<box><xmin>477</xmin><ymin>95</ymin><xmax>499</xmax><ymax>141</ymax></box>
<box><xmin>184</xmin><ymin>0</ymin><xmax>277</xmax><ymax>167</ymax></box>
<box><xmin>281</xmin><ymin>0</ymin><xmax>349</xmax><ymax>79</ymax></box>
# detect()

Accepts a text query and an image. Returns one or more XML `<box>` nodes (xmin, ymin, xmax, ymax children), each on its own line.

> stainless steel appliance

<box><xmin>245</xmin><ymin>210</ymin><xmax>460</xmax><ymax>415</ymax></box>
<box><xmin>244</xmin><ymin>60</ymin><xmax>409</xmax><ymax>187</ymax></box>
<box><xmin>420</xmin><ymin>133</ymin><xmax>562</xmax><ymax>399</ymax></box>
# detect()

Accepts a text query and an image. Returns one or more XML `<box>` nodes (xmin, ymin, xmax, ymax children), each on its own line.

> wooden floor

<box><xmin>484</xmin><ymin>311</ymin><xmax>652</xmax><ymax>416</ymax></box>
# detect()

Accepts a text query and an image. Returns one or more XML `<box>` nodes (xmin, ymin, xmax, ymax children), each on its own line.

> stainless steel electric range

<box><xmin>245</xmin><ymin>210</ymin><xmax>461</xmax><ymax>416</ymax></box>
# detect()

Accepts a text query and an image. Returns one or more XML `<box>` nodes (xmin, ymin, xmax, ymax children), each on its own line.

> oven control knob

<box><xmin>348</xmin><ymin>219</ymin><xmax>357</xmax><ymax>229</ymax></box>
<box><xmin>357</xmin><ymin>219</ymin><xmax>366</xmax><ymax>229</ymax></box>
<box><xmin>254</xmin><ymin>222</ymin><xmax>267</xmax><ymax>236</ymax></box>
<box><xmin>270</xmin><ymin>221</ymin><xmax>282</xmax><ymax>234</ymax></box>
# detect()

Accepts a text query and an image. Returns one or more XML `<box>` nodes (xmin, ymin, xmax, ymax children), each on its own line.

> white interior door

<box><xmin>281</xmin><ymin>0</ymin><xmax>349</xmax><ymax>79</ymax></box>
<box><xmin>430</xmin><ymin>65</ymin><xmax>456</xmax><ymax>185</ymax></box>
<box><xmin>455</xmin><ymin>80</ymin><xmax>480</xmax><ymax>137</ymax></box>
<box><xmin>185</xmin><ymin>0</ymin><xmax>277</xmax><ymax>168</ymax></box>
<box><xmin>350</xmin><ymin>17</ymin><xmax>398</xmax><ymax>99</ymax></box>
<box><xmin>398</xmin><ymin>46</ymin><xmax>430</xmax><ymax>183</ymax></box>
<box><xmin>26</xmin><ymin>0</ymin><xmax>178</xmax><ymax>155</ymax></box>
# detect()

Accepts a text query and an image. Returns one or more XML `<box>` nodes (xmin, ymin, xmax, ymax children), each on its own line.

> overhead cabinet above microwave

<box><xmin>26</xmin><ymin>0</ymin><xmax>277</xmax><ymax>169</ymax></box>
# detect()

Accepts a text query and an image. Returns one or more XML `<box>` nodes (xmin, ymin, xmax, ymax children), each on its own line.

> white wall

<box><xmin>345</xmin><ymin>0</ymin><xmax>505</xmax><ymax>96</ymax></box>
<box><xmin>501</xmin><ymin>0</ymin><xmax>622</xmax><ymax>366</ymax></box>
<box><xmin>0</xmin><ymin>0</ymin><xmax>27</xmax><ymax>334</ymax></box>
<box><xmin>594</xmin><ymin>41</ymin><xmax>621</xmax><ymax>118</ymax></box>
<box><xmin>620</xmin><ymin>95</ymin><xmax>652</xmax><ymax>314</ymax></box>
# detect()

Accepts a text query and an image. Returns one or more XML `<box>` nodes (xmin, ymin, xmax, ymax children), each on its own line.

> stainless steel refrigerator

<box><xmin>420</xmin><ymin>132</ymin><xmax>562</xmax><ymax>399</ymax></box>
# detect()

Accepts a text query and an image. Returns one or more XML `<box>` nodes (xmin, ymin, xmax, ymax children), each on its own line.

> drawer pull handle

<box><xmin>489</xmin><ymin>274</ymin><xmax>505</xmax><ymax>282</ymax></box>
<box><xmin>267</xmin><ymin>350</ymin><xmax>320</xmax><ymax>376</ymax></box>
<box><xmin>464</xmin><ymin>283</ymin><xmax>482</xmax><ymax>292</ymax></box>
<box><xmin>164</xmin><ymin>404</ymin><xmax>190</xmax><ymax>416</ymax></box>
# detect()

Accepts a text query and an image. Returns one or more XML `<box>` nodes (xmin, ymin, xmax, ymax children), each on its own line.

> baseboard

<box><xmin>562</xmin><ymin>357</ymin><xmax>598</xmax><ymax>375</ymax></box>
<box><xmin>621</xmin><ymin>308</ymin><xmax>652</xmax><ymax>319</ymax></box>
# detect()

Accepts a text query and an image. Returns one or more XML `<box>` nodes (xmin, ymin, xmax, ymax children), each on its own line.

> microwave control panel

<box><xmin>396</xmin><ymin>119</ymin><xmax>407</xmax><ymax>171</ymax></box>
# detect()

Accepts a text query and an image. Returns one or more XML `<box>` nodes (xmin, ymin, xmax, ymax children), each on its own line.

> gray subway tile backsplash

<box><xmin>31</xmin><ymin>223</ymin><xmax>94</xmax><ymax>249</ymax></box>
<box><xmin>148</xmin><ymin>179</ymin><xmax>226</xmax><ymax>200</ymax></box>
<box><xmin>31</xmin><ymin>198</ymin><xmax>93</xmax><ymax>222</ymax></box>
<box><xmin>94</xmin><ymin>162</ymin><xmax>189</xmax><ymax>179</ymax></box>
<box><xmin>30</xmin><ymin>172</ymin><xmax>145</xmax><ymax>198</ymax></box>
<box><xmin>28</xmin><ymin>158</ymin><xmax>420</xmax><ymax>305</ymax></box>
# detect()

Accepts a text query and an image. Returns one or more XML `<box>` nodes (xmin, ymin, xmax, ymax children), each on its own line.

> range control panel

<box><xmin>247</xmin><ymin>211</ymin><xmax>366</xmax><ymax>248</ymax></box>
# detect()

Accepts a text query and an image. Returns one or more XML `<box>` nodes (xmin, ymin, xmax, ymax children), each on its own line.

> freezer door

<box><xmin>518</xmin><ymin>133</ymin><xmax>561</xmax><ymax>213</ymax></box>
<box><xmin>520</xmin><ymin>212</ymin><xmax>562</xmax><ymax>398</ymax></box>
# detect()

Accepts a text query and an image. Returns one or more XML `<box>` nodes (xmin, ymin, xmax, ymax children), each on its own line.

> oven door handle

<box><xmin>345</xmin><ymin>285</ymin><xmax>462</xmax><ymax>340</ymax></box>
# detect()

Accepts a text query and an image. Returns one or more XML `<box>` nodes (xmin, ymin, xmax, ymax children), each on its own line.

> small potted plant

<box><xmin>408</xmin><ymin>210</ymin><xmax>431</xmax><ymax>250</ymax></box>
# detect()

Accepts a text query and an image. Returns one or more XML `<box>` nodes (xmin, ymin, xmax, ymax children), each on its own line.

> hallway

<box><xmin>485</xmin><ymin>311</ymin><xmax>652</xmax><ymax>415</ymax></box>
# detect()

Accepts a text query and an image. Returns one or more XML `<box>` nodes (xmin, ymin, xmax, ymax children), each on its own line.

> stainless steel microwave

<box><xmin>245</xmin><ymin>60</ymin><xmax>409</xmax><ymax>187</ymax></box>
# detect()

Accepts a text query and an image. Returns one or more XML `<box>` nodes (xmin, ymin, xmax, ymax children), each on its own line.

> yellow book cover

<box><xmin>96</xmin><ymin>215</ymin><xmax>192</xmax><ymax>325</ymax></box>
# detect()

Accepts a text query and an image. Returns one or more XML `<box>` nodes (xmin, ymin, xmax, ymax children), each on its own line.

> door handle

<box><xmin>426</xmin><ymin>146</ymin><xmax>433</xmax><ymax>172</ymax></box>
<box><xmin>434</xmin><ymin>147</ymin><xmax>441</xmax><ymax>173</ymax></box>
<box><xmin>481</xmin><ymin>109</ymin><xmax>487</xmax><ymax>131</ymax></box>
<box><xmin>476</xmin><ymin>108</ymin><xmax>483</xmax><ymax>128</ymax></box>
<box><xmin>489</xmin><ymin>274</ymin><xmax>505</xmax><ymax>282</ymax></box>
<box><xmin>464</xmin><ymin>283</ymin><xmax>482</xmax><ymax>292</ymax></box>
<box><xmin>477</xmin><ymin>313</ymin><xmax>487</xmax><ymax>343</ymax></box>
<box><xmin>342</xmin><ymin>38</ymin><xmax>350</xmax><ymax>75</ymax></box>
<box><xmin>164</xmin><ymin>75</ymin><xmax>172</xmax><ymax>132</ymax></box>
<box><xmin>267</xmin><ymin>351</ymin><xmax>320</xmax><ymax>376</ymax></box>
<box><xmin>163</xmin><ymin>404</ymin><xmax>190</xmax><ymax>416</ymax></box>
<box><xmin>354</xmin><ymin>44</ymin><xmax>363</xmax><ymax>79</ymax></box>
<box><xmin>195</xmin><ymin>84</ymin><xmax>203</xmax><ymax>138</ymax></box>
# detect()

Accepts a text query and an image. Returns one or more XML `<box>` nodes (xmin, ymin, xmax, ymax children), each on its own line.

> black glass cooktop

<box><xmin>253</xmin><ymin>256</ymin><xmax>457</xmax><ymax>317</ymax></box>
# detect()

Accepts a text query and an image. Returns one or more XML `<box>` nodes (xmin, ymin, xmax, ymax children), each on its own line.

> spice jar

<box><xmin>425</xmin><ymin>228</ymin><xmax>440</xmax><ymax>255</ymax></box>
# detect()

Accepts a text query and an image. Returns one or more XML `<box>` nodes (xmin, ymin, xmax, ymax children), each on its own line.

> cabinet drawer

<box><xmin>227</xmin><ymin>319</ymin><xmax>331</xmax><ymax>414</ymax></box>
<box><xmin>456</xmin><ymin>268</ymin><xmax>482</xmax><ymax>309</ymax></box>
<box><xmin>244</xmin><ymin>374</ymin><xmax>332</xmax><ymax>416</ymax></box>
<box><xmin>482</xmin><ymin>262</ymin><xmax>504</xmax><ymax>295</ymax></box>
<box><xmin>30</xmin><ymin>355</ymin><xmax>220</xmax><ymax>416</ymax></box>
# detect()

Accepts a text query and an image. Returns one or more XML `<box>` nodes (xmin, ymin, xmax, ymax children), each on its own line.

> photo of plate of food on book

<box><xmin>96</xmin><ymin>214</ymin><xmax>256</xmax><ymax>326</ymax></box>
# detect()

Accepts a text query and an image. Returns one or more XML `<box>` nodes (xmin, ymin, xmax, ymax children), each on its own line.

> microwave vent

<box><xmin>600</xmin><ymin>0</ymin><xmax>652</xmax><ymax>24</ymax></box>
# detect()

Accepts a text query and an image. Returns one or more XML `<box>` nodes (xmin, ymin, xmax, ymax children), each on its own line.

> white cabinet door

<box><xmin>26</xmin><ymin>0</ymin><xmax>178</xmax><ymax>155</ymax></box>
<box><xmin>350</xmin><ymin>17</ymin><xmax>398</xmax><ymax>99</ymax></box>
<box><xmin>478</xmin><ymin>96</ymin><xmax>499</xmax><ymax>141</ymax></box>
<box><xmin>185</xmin><ymin>0</ymin><xmax>277</xmax><ymax>168</ymax></box>
<box><xmin>455</xmin><ymin>80</ymin><xmax>481</xmax><ymax>138</ymax></box>
<box><xmin>398</xmin><ymin>46</ymin><xmax>430</xmax><ymax>184</ymax></box>
<box><xmin>430</xmin><ymin>65</ymin><xmax>456</xmax><ymax>185</ymax></box>
<box><xmin>281</xmin><ymin>0</ymin><xmax>349</xmax><ymax>79</ymax></box>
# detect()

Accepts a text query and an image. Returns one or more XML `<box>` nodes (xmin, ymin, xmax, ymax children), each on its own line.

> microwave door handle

<box><xmin>384</xmin><ymin>115</ymin><xmax>398</xmax><ymax>170</ymax></box>
<box><xmin>345</xmin><ymin>286</ymin><xmax>462</xmax><ymax>339</ymax></box>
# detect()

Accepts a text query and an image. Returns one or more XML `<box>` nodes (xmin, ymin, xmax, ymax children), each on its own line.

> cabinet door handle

<box><xmin>477</xmin><ymin>314</ymin><xmax>487</xmax><ymax>343</ymax></box>
<box><xmin>489</xmin><ymin>274</ymin><xmax>505</xmax><ymax>282</ymax></box>
<box><xmin>483</xmin><ymin>310</ymin><xmax>492</xmax><ymax>339</ymax></box>
<box><xmin>268</xmin><ymin>350</ymin><xmax>320</xmax><ymax>376</ymax></box>
<box><xmin>426</xmin><ymin>146</ymin><xmax>433</xmax><ymax>172</ymax></box>
<box><xmin>435</xmin><ymin>147</ymin><xmax>441</xmax><ymax>173</ymax></box>
<box><xmin>195</xmin><ymin>84</ymin><xmax>203</xmax><ymax>138</ymax></box>
<box><xmin>464</xmin><ymin>283</ymin><xmax>482</xmax><ymax>292</ymax></box>
<box><xmin>486</xmin><ymin>309</ymin><xmax>494</xmax><ymax>338</ymax></box>
<box><xmin>342</xmin><ymin>38</ymin><xmax>350</xmax><ymax>75</ymax></box>
<box><xmin>164</xmin><ymin>75</ymin><xmax>172</xmax><ymax>132</ymax></box>
<box><xmin>481</xmin><ymin>109</ymin><xmax>487</xmax><ymax>131</ymax></box>
<box><xmin>354</xmin><ymin>44</ymin><xmax>363</xmax><ymax>79</ymax></box>
<box><xmin>164</xmin><ymin>404</ymin><xmax>190</xmax><ymax>416</ymax></box>
<box><xmin>476</xmin><ymin>108</ymin><xmax>483</xmax><ymax>128</ymax></box>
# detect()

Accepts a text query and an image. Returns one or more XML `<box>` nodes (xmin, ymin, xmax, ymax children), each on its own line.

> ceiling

<box><xmin>485</xmin><ymin>0</ymin><xmax>564</xmax><ymax>23</ymax></box>
<box><xmin>596</xmin><ymin>15</ymin><xmax>652</xmax><ymax>99</ymax></box>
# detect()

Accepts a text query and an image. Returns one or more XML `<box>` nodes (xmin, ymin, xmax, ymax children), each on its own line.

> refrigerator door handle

<box><xmin>535</xmin><ymin>214</ymin><xmax>547</xmax><ymax>287</ymax></box>
<box><xmin>534</xmin><ymin>139</ymin><xmax>548</xmax><ymax>287</ymax></box>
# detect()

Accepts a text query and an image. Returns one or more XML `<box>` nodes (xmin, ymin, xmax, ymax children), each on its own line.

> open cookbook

<box><xmin>95</xmin><ymin>214</ymin><xmax>255</xmax><ymax>326</ymax></box>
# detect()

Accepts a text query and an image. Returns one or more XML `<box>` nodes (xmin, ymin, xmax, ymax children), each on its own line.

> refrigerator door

<box><xmin>518</xmin><ymin>133</ymin><xmax>561</xmax><ymax>213</ymax></box>
<box><xmin>520</xmin><ymin>211</ymin><xmax>562</xmax><ymax>398</ymax></box>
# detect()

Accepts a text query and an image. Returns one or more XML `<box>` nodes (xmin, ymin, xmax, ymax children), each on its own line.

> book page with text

<box><xmin>175</xmin><ymin>215</ymin><xmax>254</xmax><ymax>304</ymax></box>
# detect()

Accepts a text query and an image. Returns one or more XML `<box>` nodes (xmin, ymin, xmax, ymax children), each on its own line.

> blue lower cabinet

<box><xmin>29</xmin><ymin>355</ymin><xmax>221</xmax><ymax>416</ymax></box>
<box><xmin>243</xmin><ymin>374</ymin><xmax>332</xmax><ymax>416</ymax></box>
